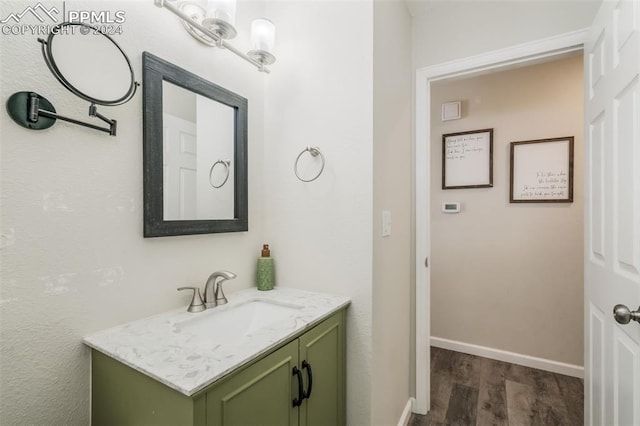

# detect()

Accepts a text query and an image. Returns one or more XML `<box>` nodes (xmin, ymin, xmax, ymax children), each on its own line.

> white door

<box><xmin>584</xmin><ymin>0</ymin><xmax>640</xmax><ymax>425</ymax></box>
<box><xmin>163</xmin><ymin>113</ymin><xmax>197</xmax><ymax>220</ymax></box>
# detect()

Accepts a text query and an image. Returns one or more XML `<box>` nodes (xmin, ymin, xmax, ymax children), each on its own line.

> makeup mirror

<box><xmin>6</xmin><ymin>22</ymin><xmax>138</xmax><ymax>136</ymax></box>
<box><xmin>43</xmin><ymin>22</ymin><xmax>136</xmax><ymax>105</ymax></box>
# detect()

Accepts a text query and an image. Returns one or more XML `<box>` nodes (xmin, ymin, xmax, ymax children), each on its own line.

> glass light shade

<box><xmin>206</xmin><ymin>0</ymin><xmax>236</xmax><ymax>25</ymax></box>
<box><xmin>251</xmin><ymin>18</ymin><xmax>275</xmax><ymax>52</ymax></box>
<box><xmin>181</xmin><ymin>2</ymin><xmax>206</xmax><ymax>24</ymax></box>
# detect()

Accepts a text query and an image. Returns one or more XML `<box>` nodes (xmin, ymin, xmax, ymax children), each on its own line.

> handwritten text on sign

<box><xmin>445</xmin><ymin>134</ymin><xmax>487</xmax><ymax>161</ymax></box>
<box><xmin>519</xmin><ymin>171</ymin><xmax>569</xmax><ymax>199</ymax></box>
<box><xmin>443</xmin><ymin>130</ymin><xmax>492</xmax><ymax>188</ymax></box>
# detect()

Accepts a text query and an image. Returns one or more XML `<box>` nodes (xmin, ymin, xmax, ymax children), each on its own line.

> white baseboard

<box><xmin>431</xmin><ymin>336</ymin><xmax>584</xmax><ymax>379</ymax></box>
<box><xmin>397</xmin><ymin>397</ymin><xmax>415</xmax><ymax>426</ymax></box>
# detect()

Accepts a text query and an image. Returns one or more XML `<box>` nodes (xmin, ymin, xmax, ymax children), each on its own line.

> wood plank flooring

<box><xmin>409</xmin><ymin>347</ymin><xmax>584</xmax><ymax>426</ymax></box>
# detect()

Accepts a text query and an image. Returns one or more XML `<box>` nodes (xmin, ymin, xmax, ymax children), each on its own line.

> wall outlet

<box><xmin>382</xmin><ymin>210</ymin><xmax>391</xmax><ymax>237</ymax></box>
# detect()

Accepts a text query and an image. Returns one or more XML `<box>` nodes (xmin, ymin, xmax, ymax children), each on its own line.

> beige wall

<box><xmin>372</xmin><ymin>0</ymin><xmax>413</xmax><ymax>424</ymax></box>
<box><xmin>430</xmin><ymin>55</ymin><xmax>584</xmax><ymax>366</ymax></box>
<box><xmin>412</xmin><ymin>0</ymin><xmax>599</xmax><ymax>69</ymax></box>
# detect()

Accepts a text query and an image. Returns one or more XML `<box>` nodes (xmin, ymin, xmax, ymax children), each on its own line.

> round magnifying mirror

<box><xmin>41</xmin><ymin>22</ymin><xmax>137</xmax><ymax>106</ymax></box>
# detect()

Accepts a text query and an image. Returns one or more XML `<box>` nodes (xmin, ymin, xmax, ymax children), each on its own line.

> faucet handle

<box><xmin>177</xmin><ymin>287</ymin><xmax>206</xmax><ymax>313</ymax></box>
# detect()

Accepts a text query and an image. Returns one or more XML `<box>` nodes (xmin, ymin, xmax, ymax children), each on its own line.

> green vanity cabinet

<box><xmin>297</xmin><ymin>312</ymin><xmax>345</xmax><ymax>426</ymax></box>
<box><xmin>206</xmin><ymin>309</ymin><xmax>346</xmax><ymax>426</ymax></box>
<box><xmin>92</xmin><ymin>350</ymin><xmax>206</xmax><ymax>426</ymax></box>
<box><xmin>91</xmin><ymin>309</ymin><xmax>345</xmax><ymax>426</ymax></box>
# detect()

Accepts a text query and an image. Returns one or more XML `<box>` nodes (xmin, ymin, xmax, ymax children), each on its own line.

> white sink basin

<box><xmin>173</xmin><ymin>300</ymin><xmax>302</xmax><ymax>343</ymax></box>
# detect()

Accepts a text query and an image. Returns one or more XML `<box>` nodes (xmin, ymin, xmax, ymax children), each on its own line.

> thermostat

<box><xmin>442</xmin><ymin>202</ymin><xmax>460</xmax><ymax>213</ymax></box>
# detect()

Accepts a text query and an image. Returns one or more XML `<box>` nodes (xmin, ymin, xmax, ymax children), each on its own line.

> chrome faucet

<box><xmin>203</xmin><ymin>270</ymin><xmax>237</xmax><ymax>308</ymax></box>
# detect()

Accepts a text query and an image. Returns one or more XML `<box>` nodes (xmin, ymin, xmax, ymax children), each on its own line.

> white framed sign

<box><xmin>442</xmin><ymin>128</ymin><xmax>493</xmax><ymax>189</ymax></box>
<box><xmin>510</xmin><ymin>137</ymin><xmax>574</xmax><ymax>203</ymax></box>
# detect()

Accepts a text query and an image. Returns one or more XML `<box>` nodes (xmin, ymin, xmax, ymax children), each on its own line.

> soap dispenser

<box><xmin>257</xmin><ymin>244</ymin><xmax>275</xmax><ymax>291</ymax></box>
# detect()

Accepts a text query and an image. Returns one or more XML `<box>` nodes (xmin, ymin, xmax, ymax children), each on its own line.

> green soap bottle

<box><xmin>257</xmin><ymin>244</ymin><xmax>275</xmax><ymax>291</ymax></box>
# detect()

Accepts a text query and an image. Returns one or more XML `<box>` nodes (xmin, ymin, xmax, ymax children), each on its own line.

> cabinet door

<box><xmin>298</xmin><ymin>311</ymin><xmax>345</xmax><ymax>426</ymax></box>
<box><xmin>206</xmin><ymin>340</ymin><xmax>299</xmax><ymax>426</ymax></box>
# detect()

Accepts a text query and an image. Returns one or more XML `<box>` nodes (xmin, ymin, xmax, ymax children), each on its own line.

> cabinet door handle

<box><xmin>292</xmin><ymin>366</ymin><xmax>304</xmax><ymax>407</ymax></box>
<box><xmin>302</xmin><ymin>360</ymin><xmax>313</xmax><ymax>400</ymax></box>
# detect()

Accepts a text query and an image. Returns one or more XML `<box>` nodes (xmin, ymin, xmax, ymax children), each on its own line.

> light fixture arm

<box><xmin>155</xmin><ymin>0</ymin><xmax>272</xmax><ymax>74</ymax></box>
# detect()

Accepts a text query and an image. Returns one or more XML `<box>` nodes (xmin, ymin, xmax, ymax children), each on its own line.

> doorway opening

<box><xmin>424</xmin><ymin>53</ymin><xmax>586</xmax><ymax>426</ymax></box>
<box><xmin>414</xmin><ymin>29</ymin><xmax>588</xmax><ymax>415</ymax></box>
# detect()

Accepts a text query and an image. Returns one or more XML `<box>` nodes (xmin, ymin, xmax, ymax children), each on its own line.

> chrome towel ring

<box><xmin>294</xmin><ymin>147</ymin><xmax>325</xmax><ymax>182</ymax></box>
<box><xmin>209</xmin><ymin>159</ymin><xmax>231</xmax><ymax>188</ymax></box>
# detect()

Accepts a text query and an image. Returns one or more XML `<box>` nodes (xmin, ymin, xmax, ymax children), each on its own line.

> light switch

<box><xmin>382</xmin><ymin>210</ymin><xmax>391</xmax><ymax>237</ymax></box>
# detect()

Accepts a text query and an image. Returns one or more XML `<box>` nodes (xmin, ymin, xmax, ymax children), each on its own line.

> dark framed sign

<box><xmin>442</xmin><ymin>129</ymin><xmax>493</xmax><ymax>189</ymax></box>
<box><xmin>510</xmin><ymin>136</ymin><xmax>574</xmax><ymax>203</ymax></box>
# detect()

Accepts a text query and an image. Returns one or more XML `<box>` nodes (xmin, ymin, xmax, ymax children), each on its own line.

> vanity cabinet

<box><xmin>91</xmin><ymin>309</ymin><xmax>345</xmax><ymax>426</ymax></box>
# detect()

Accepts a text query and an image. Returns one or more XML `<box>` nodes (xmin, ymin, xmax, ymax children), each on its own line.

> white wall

<box><xmin>430</xmin><ymin>55</ymin><xmax>584</xmax><ymax>366</ymax></box>
<box><xmin>196</xmin><ymin>95</ymin><xmax>235</xmax><ymax>219</ymax></box>
<box><xmin>0</xmin><ymin>1</ymin><xmax>266</xmax><ymax>423</ymax></box>
<box><xmin>412</xmin><ymin>0</ymin><xmax>599</xmax><ymax>69</ymax></box>
<box><xmin>263</xmin><ymin>2</ymin><xmax>416</xmax><ymax>423</ymax></box>
<box><xmin>1</xmin><ymin>1</ymin><xmax>394</xmax><ymax>423</ymax></box>
<box><xmin>372</xmin><ymin>0</ymin><xmax>413</xmax><ymax>424</ymax></box>
<box><xmin>262</xmin><ymin>1</ymin><xmax>374</xmax><ymax>423</ymax></box>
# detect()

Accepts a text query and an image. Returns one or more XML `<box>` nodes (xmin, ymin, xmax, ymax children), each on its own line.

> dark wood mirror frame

<box><xmin>142</xmin><ymin>52</ymin><xmax>248</xmax><ymax>237</ymax></box>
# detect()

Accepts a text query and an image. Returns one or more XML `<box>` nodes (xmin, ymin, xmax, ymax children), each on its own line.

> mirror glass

<box><xmin>143</xmin><ymin>52</ymin><xmax>248</xmax><ymax>237</ymax></box>
<box><xmin>47</xmin><ymin>23</ymin><xmax>135</xmax><ymax>104</ymax></box>
<box><xmin>162</xmin><ymin>81</ymin><xmax>235</xmax><ymax>220</ymax></box>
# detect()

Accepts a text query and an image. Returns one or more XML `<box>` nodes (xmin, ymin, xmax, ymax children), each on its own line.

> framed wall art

<box><xmin>442</xmin><ymin>128</ymin><xmax>493</xmax><ymax>189</ymax></box>
<box><xmin>510</xmin><ymin>136</ymin><xmax>574</xmax><ymax>203</ymax></box>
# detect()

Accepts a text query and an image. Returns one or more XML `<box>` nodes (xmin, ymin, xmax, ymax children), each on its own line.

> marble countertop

<box><xmin>83</xmin><ymin>287</ymin><xmax>350</xmax><ymax>396</ymax></box>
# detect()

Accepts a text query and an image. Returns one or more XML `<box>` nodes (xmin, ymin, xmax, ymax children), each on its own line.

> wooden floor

<box><xmin>409</xmin><ymin>347</ymin><xmax>584</xmax><ymax>426</ymax></box>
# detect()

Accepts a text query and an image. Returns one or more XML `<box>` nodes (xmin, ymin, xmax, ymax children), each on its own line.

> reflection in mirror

<box><xmin>162</xmin><ymin>81</ymin><xmax>235</xmax><ymax>220</ymax></box>
<box><xmin>143</xmin><ymin>52</ymin><xmax>248</xmax><ymax>237</ymax></box>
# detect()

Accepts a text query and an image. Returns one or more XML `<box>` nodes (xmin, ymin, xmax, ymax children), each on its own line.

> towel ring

<box><xmin>209</xmin><ymin>159</ymin><xmax>231</xmax><ymax>188</ymax></box>
<box><xmin>294</xmin><ymin>147</ymin><xmax>325</xmax><ymax>182</ymax></box>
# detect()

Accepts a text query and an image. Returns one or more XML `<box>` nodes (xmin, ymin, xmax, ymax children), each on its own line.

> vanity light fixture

<box><xmin>203</xmin><ymin>0</ymin><xmax>237</xmax><ymax>40</ymax></box>
<box><xmin>155</xmin><ymin>0</ymin><xmax>276</xmax><ymax>73</ymax></box>
<box><xmin>247</xmin><ymin>18</ymin><xmax>276</xmax><ymax>70</ymax></box>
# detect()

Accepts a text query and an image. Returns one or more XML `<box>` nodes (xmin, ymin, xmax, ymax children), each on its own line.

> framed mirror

<box><xmin>143</xmin><ymin>52</ymin><xmax>248</xmax><ymax>237</ymax></box>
